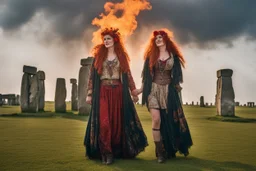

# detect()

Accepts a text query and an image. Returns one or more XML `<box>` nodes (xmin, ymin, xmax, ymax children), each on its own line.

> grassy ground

<box><xmin>0</xmin><ymin>103</ymin><xmax>256</xmax><ymax>171</ymax></box>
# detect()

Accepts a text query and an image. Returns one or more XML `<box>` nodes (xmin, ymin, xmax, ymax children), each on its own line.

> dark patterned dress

<box><xmin>84</xmin><ymin>57</ymin><xmax>148</xmax><ymax>159</ymax></box>
<box><xmin>142</xmin><ymin>54</ymin><xmax>193</xmax><ymax>157</ymax></box>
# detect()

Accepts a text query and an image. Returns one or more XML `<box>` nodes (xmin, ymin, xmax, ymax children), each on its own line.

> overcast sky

<box><xmin>0</xmin><ymin>0</ymin><xmax>256</xmax><ymax>104</ymax></box>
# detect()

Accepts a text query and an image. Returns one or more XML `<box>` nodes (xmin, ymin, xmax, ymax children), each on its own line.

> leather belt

<box><xmin>101</xmin><ymin>79</ymin><xmax>121</xmax><ymax>86</ymax></box>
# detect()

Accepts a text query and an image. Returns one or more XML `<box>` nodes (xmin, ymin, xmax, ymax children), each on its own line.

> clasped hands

<box><xmin>131</xmin><ymin>88</ymin><xmax>143</xmax><ymax>103</ymax></box>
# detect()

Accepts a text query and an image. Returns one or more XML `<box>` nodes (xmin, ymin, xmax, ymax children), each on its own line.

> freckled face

<box><xmin>103</xmin><ymin>35</ymin><xmax>114</xmax><ymax>48</ymax></box>
<box><xmin>155</xmin><ymin>34</ymin><xmax>165</xmax><ymax>47</ymax></box>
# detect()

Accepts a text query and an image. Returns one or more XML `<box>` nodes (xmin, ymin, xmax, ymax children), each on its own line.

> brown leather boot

<box><xmin>154</xmin><ymin>141</ymin><xmax>165</xmax><ymax>163</ymax></box>
<box><xmin>106</xmin><ymin>154</ymin><xmax>113</xmax><ymax>165</ymax></box>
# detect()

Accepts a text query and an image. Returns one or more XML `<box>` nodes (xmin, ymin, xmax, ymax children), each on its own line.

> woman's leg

<box><xmin>150</xmin><ymin>109</ymin><xmax>161</xmax><ymax>141</ymax></box>
<box><xmin>150</xmin><ymin>108</ymin><xmax>165</xmax><ymax>163</ymax></box>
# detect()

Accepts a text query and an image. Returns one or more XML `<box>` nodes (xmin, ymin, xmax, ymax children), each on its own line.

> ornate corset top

<box><xmin>153</xmin><ymin>55</ymin><xmax>174</xmax><ymax>85</ymax></box>
<box><xmin>100</xmin><ymin>57</ymin><xmax>120</xmax><ymax>80</ymax></box>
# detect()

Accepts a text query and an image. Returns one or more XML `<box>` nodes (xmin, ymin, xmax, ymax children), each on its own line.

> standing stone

<box><xmin>0</xmin><ymin>94</ymin><xmax>2</xmax><ymax>106</ymax></box>
<box><xmin>15</xmin><ymin>95</ymin><xmax>20</xmax><ymax>105</ymax></box>
<box><xmin>55</xmin><ymin>78</ymin><xmax>67</xmax><ymax>113</ymax></box>
<box><xmin>78</xmin><ymin>57</ymin><xmax>94</xmax><ymax>115</ymax></box>
<box><xmin>216</xmin><ymin>69</ymin><xmax>235</xmax><ymax>116</ymax></box>
<box><xmin>37</xmin><ymin>71</ymin><xmax>45</xmax><ymax>111</ymax></box>
<box><xmin>28</xmin><ymin>74</ymin><xmax>39</xmax><ymax>112</ymax></box>
<box><xmin>70</xmin><ymin>78</ymin><xmax>78</xmax><ymax>111</ymax></box>
<box><xmin>191</xmin><ymin>101</ymin><xmax>194</xmax><ymax>106</ymax></box>
<box><xmin>235</xmin><ymin>102</ymin><xmax>240</xmax><ymax>106</ymax></box>
<box><xmin>2</xmin><ymin>94</ymin><xmax>16</xmax><ymax>106</ymax></box>
<box><xmin>21</xmin><ymin>65</ymin><xmax>38</xmax><ymax>112</ymax></box>
<box><xmin>215</xmin><ymin>94</ymin><xmax>217</xmax><ymax>106</ymax></box>
<box><xmin>200</xmin><ymin>96</ymin><xmax>205</xmax><ymax>107</ymax></box>
<box><xmin>196</xmin><ymin>102</ymin><xmax>199</xmax><ymax>106</ymax></box>
<box><xmin>205</xmin><ymin>103</ymin><xmax>209</xmax><ymax>107</ymax></box>
<box><xmin>210</xmin><ymin>103</ymin><xmax>213</xmax><ymax>106</ymax></box>
<box><xmin>247</xmin><ymin>102</ymin><xmax>255</xmax><ymax>107</ymax></box>
<box><xmin>21</xmin><ymin>73</ymin><xmax>30</xmax><ymax>112</ymax></box>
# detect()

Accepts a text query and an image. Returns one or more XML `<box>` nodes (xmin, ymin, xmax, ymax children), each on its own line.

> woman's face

<box><xmin>103</xmin><ymin>34</ymin><xmax>114</xmax><ymax>48</ymax></box>
<box><xmin>155</xmin><ymin>34</ymin><xmax>165</xmax><ymax>47</ymax></box>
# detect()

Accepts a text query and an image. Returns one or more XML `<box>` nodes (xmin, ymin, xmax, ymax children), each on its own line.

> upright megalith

<box><xmin>70</xmin><ymin>78</ymin><xmax>78</xmax><ymax>111</ymax></box>
<box><xmin>55</xmin><ymin>78</ymin><xmax>67</xmax><ymax>113</ymax></box>
<box><xmin>216</xmin><ymin>69</ymin><xmax>235</xmax><ymax>116</ymax></box>
<box><xmin>20</xmin><ymin>65</ymin><xmax>39</xmax><ymax>112</ymax></box>
<box><xmin>78</xmin><ymin>57</ymin><xmax>94</xmax><ymax>115</ymax></box>
<box><xmin>37</xmin><ymin>71</ymin><xmax>45</xmax><ymax>111</ymax></box>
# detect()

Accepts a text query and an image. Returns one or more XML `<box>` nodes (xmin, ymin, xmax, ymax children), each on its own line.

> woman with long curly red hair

<box><xmin>83</xmin><ymin>28</ymin><xmax>148</xmax><ymax>165</ymax></box>
<box><xmin>134</xmin><ymin>30</ymin><xmax>192</xmax><ymax>163</ymax></box>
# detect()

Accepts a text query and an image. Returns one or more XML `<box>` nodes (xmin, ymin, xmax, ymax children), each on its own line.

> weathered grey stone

<box><xmin>37</xmin><ymin>71</ymin><xmax>45</xmax><ymax>111</ymax></box>
<box><xmin>217</xmin><ymin>69</ymin><xmax>233</xmax><ymax>78</ymax></box>
<box><xmin>247</xmin><ymin>102</ymin><xmax>255</xmax><ymax>107</ymax></box>
<box><xmin>191</xmin><ymin>101</ymin><xmax>194</xmax><ymax>106</ymax></box>
<box><xmin>55</xmin><ymin>78</ymin><xmax>66</xmax><ymax>113</ymax></box>
<box><xmin>78</xmin><ymin>58</ymin><xmax>93</xmax><ymax>115</ymax></box>
<box><xmin>80</xmin><ymin>57</ymin><xmax>94</xmax><ymax>66</ymax></box>
<box><xmin>0</xmin><ymin>94</ymin><xmax>2</xmax><ymax>106</ymax></box>
<box><xmin>205</xmin><ymin>103</ymin><xmax>209</xmax><ymax>107</ymax></box>
<box><xmin>70</xmin><ymin>78</ymin><xmax>77</xmax><ymax>84</ymax></box>
<box><xmin>196</xmin><ymin>102</ymin><xmax>199</xmax><ymax>106</ymax></box>
<box><xmin>216</xmin><ymin>69</ymin><xmax>235</xmax><ymax>116</ymax></box>
<box><xmin>235</xmin><ymin>102</ymin><xmax>240</xmax><ymax>106</ymax></box>
<box><xmin>0</xmin><ymin>94</ymin><xmax>17</xmax><ymax>106</ymax></box>
<box><xmin>200</xmin><ymin>96</ymin><xmax>205</xmax><ymax>107</ymax></box>
<box><xmin>23</xmin><ymin>65</ymin><xmax>37</xmax><ymax>75</ymax></box>
<box><xmin>2</xmin><ymin>94</ymin><xmax>16</xmax><ymax>98</ymax></box>
<box><xmin>15</xmin><ymin>95</ymin><xmax>20</xmax><ymax>105</ymax></box>
<box><xmin>20</xmin><ymin>73</ymin><xmax>30</xmax><ymax>112</ymax></box>
<box><xmin>37</xmin><ymin>71</ymin><xmax>45</xmax><ymax>80</ymax></box>
<box><xmin>28</xmin><ymin>74</ymin><xmax>39</xmax><ymax>112</ymax></box>
<box><xmin>71</xmin><ymin>80</ymin><xmax>78</xmax><ymax>111</ymax></box>
<box><xmin>3</xmin><ymin>99</ymin><xmax>8</xmax><ymax>105</ymax></box>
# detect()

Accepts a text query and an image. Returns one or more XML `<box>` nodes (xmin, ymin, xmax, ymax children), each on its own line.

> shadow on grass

<box><xmin>0</xmin><ymin>111</ymin><xmax>89</xmax><ymax>122</ymax></box>
<box><xmin>207</xmin><ymin>115</ymin><xmax>256</xmax><ymax>123</ymax></box>
<box><xmin>88</xmin><ymin>156</ymin><xmax>256</xmax><ymax>171</ymax></box>
<box><xmin>0</xmin><ymin>105</ymin><xmax>16</xmax><ymax>108</ymax></box>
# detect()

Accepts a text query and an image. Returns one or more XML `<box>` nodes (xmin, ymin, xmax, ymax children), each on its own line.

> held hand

<box><xmin>175</xmin><ymin>84</ymin><xmax>183</xmax><ymax>92</ymax></box>
<box><xmin>86</xmin><ymin>96</ymin><xmax>92</xmax><ymax>105</ymax></box>
<box><xmin>131</xmin><ymin>88</ymin><xmax>142</xmax><ymax>96</ymax></box>
<box><xmin>132</xmin><ymin>96</ymin><xmax>139</xmax><ymax>103</ymax></box>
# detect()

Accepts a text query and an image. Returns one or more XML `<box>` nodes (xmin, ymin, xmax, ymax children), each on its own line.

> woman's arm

<box><xmin>127</xmin><ymin>69</ymin><xmax>137</xmax><ymax>96</ymax></box>
<box><xmin>86</xmin><ymin>64</ymin><xmax>94</xmax><ymax>104</ymax></box>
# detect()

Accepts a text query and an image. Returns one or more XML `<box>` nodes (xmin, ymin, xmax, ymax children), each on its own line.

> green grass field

<box><xmin>0</xmin><ymin>103</ymin><xmax>256</xmax><ymax>171</ymax></box>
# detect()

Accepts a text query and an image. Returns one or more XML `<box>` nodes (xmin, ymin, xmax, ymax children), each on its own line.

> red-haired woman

<box><xmin>135</xmin><ymin>30</ymin><xmax>192</xmax><ymax>163</ymax></box>
<box><xmin>83</xmin><ymin>28</ymin><xmax>148</xmax><ymax>165</ymax></box>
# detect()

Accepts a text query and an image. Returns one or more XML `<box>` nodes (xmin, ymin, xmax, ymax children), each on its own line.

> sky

<box><xmin>0</xmin><ymin>0</ymin><xmax>256</xmax><ymax>104</ymax></box>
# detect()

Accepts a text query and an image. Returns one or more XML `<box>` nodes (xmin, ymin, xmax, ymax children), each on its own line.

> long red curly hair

<box><xmin>144</xmin><ymin>30</ymin><xmax>185</xmax><ymax>72</ymax></box>
<box><xmin>91</xmin><ymin>28</ymin><xmax>130</xmax><ymax>74</ymax></box>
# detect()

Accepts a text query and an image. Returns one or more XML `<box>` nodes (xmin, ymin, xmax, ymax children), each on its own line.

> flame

<box><xmin>91</xmin><ymin>0</ymin><xmax>152</xmax><ymax>45</ymax></box>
